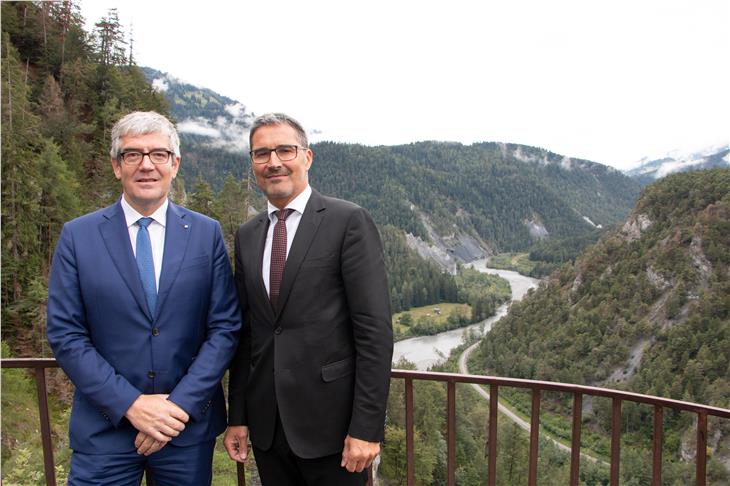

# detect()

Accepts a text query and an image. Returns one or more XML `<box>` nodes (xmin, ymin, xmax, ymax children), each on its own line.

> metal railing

<box><xmin>391</xmin><ymin>369</ymin><xmax>730</xmax><ymax>486</ymax></box>
<box><xmin>2</xmin><ymin>359</ymin><xmax>729</xmax><ymax>486</ymax></box>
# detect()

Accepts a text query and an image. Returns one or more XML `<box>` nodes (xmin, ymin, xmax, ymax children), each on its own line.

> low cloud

<box><xmin>151</xmin><ymin>78</ymin><xmax>169</xmax><ymax>92</ymax></box>
<box><xmin>178</xmin><ymin>119</ymin><xmax>221</xmax><ymax>138</ymax></box>
<box><xmin>177</xmin><ymin>117</ymin><xmax>249</xmax><ymax>152</ymax></box>
<box><xmin>224</xmin><ymin>103</ymin><xmax>247</xmax><ymax>119</ymax></box>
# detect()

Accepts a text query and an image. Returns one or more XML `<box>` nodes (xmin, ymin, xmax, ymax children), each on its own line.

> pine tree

<box><xmin>93</xmin><ymin>8</ymin><xmax>127</xmax><ymax>66</ymax></box>
<box><xmin>213</xmin><ymin>174</ymin><xmax>249</xmax><ymax>254</ymax></box>
<box><xmin>2</xmin><ymin>34</ymin><xmax>47</xmax><ymax>353</ymax></box>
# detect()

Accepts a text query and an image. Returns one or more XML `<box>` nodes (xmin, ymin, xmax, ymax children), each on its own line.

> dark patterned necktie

<box><xmin>136</xmin><ymin>217</ymin><xmax>156</xmax><ymax>315</ymax></box>
<box><xmin>269</xmin><ymin>209</ymin><xmax>292</xmax><ymax>306</ymax></box>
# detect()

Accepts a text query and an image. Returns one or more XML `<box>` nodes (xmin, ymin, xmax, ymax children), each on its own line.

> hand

<box><xmin>223</xmin><ymin>426</ymin><xmax>250</xmax><ymax>462</ymax></box>
<box><xmin>134</xmin><ymin>431</ymin><xmax>167</xmax><ymax>456</ymax></box>
<box><xmin>124</xmin><ymin>394</ymin><xmax>189</xmax><ymax>442</ymax></box>
<box><xmin>341</xmin><ymin>435</ymin><xmax>380</xmax><ymax>473</ymax></box>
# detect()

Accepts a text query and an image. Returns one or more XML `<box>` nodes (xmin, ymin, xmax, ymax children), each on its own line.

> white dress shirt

<box><xmin>121</xmin><ymin>196</ymin><xmax>167</xmax><ymax>291</ymax></box>
<box><xmin>262</xmin><ymin>185</ymin><xmax>312</xmax><ymax>296</ymax></box>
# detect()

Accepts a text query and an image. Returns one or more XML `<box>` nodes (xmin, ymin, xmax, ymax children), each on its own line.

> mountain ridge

<box><xmin>142</xmin><ymin>66</ymin><xmax>642</xmax><ymax>263</ymax></box>
<box><xmin>625</xmin><ymin>143</ymin><xmax>729</xmax><ymax>185</ymax></box>
<box><xmin>473</xmin><ymin>168</ymin><xmax>730</xmax><ymax>480</ymax></box>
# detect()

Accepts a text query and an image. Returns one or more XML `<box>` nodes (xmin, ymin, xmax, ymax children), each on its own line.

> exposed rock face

<box><xmin>404</xmin><ymin>212</ymin><xmax>489</xmax><ymax>272</ymax></box>
<box><xmin>525</xmin><ymin>219</ymin><xmax>549</xmax><ymax>239</ymax></box>
<box><xmin>689</xmin><ymin>236</ymin><xmax>712</xmax><ymax>280</ymax></box>
<box><xmin>405</xmin><ymin>233</ymin><xmax>457</xmax><ymax>272</ymax></box>
<box><xmin>605</xmin><ymin>338</ymin><xmax>651</xmax><ymax>384</ymax></box>
<box><xmin>646</xmin><ymin>266</ymin><xmax>671</xmax><ymax>290</ymax></box>
<box><xmin>621</xmin><ymin>213</ymin><xmax>653</xmax><ymax>241</ymax></box>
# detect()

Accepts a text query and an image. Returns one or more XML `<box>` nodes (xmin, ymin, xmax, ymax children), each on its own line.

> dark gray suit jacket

<box><xmin>228</xmin><ymin>189</ymin><xmax>393</xmax><ymax>458</ymax></box>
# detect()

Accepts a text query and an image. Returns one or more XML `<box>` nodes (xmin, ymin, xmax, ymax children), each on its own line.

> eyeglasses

<box><xmin>119</xmin><ymin>150</ymin><xmax>174</xmax><ymax>165</ymax></box>
<box><xmin>249</xmin><ymin>145</ymin><xmax>307</xmax><ymax>164</ymax></box>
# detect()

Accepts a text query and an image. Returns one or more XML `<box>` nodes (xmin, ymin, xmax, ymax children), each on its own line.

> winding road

<box><xmin>457</xmin><ymin>323</ymin><xmax>607</xmax><ymax>466</ymax></box>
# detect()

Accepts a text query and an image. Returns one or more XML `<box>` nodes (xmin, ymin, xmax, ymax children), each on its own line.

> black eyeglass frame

<box><xmin>118</xmin><ymin>150</ymin><xmax>174</xmax><ymax>165</ymax></box>
<box><xmin>249</xmin><ymin>145</ymin><xmax>308</xmax><ymax>164</ymax></box>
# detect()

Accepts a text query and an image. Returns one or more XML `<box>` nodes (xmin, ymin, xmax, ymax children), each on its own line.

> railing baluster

<box><xmin>447</xmin><ymin>379</ymin><xmax>456</xmax><ymax>486</ymax></box>
<box><xmin>405</xmin><ymin>377</ymin><xmax>414</xmax><ymax>486</ymax></box>
<box><xmin>488</xmin><ymin>384</ymin><xmax>498</xmax><ymax>486</ymax></box>
<box><xmin>570</xmin><ymin>392</ymin><xmax>582</xmax><ymax>486</ymax></box>
<box><xmin>236</xmin><ymin>462</ymin><xmax>246</xmax><ymax>486</ymax></box>
<box><xmin>610</xmin><ymin>398</ymin><xmax>622</xmax><ymax>486</ymax></box>
<box><xmin>696</xmin><ymin>411</ymin><xmax>707</xmax><ymax>486</ymax></box>
<box><xmin>652</xmin><ymin>405</ymin><xmax>663</xmax><ymax>486</ymax></box>
<box><xmin>528</xmin><ymin>388</ymin><xmax>541</xmax><ymax>486</ymax></box>
<box><xmin>34</xmin><ymin>367</ymin><xmax>57</xmax><ymax>486</ymax></box>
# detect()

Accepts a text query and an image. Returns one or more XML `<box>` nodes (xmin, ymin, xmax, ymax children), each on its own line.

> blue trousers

<box><xmin>67</xmin><ymin>439</ymin><xmax>215</xmax><ymax>486</ymax></box>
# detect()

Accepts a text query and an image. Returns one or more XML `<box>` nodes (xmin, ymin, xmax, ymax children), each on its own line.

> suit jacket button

<box><xmin>148</xmin><ymin>371</ymin><xmax>156</xmax><ymax>378</ymax></box>
<box><xmin>274</xmin><ymin>327</ymin><xmax>282</xmax><ymax>335</ymax></box>
<box><xmin>152</xmin><ymin>328</ymin><xmax>160</xmax><ymax>336</ymax></box>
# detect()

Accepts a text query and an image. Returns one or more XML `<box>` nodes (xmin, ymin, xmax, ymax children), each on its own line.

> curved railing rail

<box><xmin>3</xmin><ymin>359</ymin><xmax>729</xmax><ymax>486</ymax></box>
<box><xmin>391</xmin><ymin>369</ymin><xmax>730</xmax><ymax>486</ymax></box>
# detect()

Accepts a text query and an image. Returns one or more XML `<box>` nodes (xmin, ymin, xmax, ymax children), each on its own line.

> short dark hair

<box><xmin>248</xmin><ymin>113</ymin><xmax>308</xmax><ymax>148</ymax></box>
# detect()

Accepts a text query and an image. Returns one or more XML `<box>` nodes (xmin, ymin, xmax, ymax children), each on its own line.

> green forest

<box><xmin>471</xmin><ymin>169</ymin><xmax>730</xmax><ymax>484</ymax></box>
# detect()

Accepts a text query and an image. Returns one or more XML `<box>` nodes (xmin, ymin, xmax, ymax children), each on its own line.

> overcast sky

<box><xmin>79</xmin><ymin>0</ymin><xmax>729</xmax><ymax>170</ymax></box>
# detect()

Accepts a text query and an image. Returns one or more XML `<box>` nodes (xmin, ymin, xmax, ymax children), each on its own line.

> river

<box><xmin>391</xmin><ymin>259</ymin><xmax>540</xmax><ymax>370</ymax></box>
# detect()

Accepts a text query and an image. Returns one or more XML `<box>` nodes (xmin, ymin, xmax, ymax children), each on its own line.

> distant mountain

<box><xmin>142</xmin><ymin>67</ymin><xmax>641</xmax><ymax>262</ymax></box>
<box><xmin>141</xmin><ymin>67</ymin><xmax>253</xmax><ymax>187</ymax></box>
<box><xmin>473</xmin><ymin>168</ymin><xmax>730</xmax><ymax>480</ymax></box>
<box><xmin>625</xmin><ymin>144</ymin><xmax>729</xmax><ymax>185</ymax></box>
<box><xmin>311</xmin><ymin>142</ymin><xmax>641</xmax><ymax>261</ymax></box>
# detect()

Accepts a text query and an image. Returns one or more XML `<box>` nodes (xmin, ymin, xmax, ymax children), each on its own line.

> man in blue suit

<box><xmin>47</xmin><ymin>111</ymin><xmax>241</xmax><ymax>485</ymax></box>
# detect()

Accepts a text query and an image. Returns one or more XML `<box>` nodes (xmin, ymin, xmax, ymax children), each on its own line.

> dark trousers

<box><xmin>67</xmin><ymin>439</ymin><xmax>215</xmax><ymax>486</ymax></box>
<box><xmin>252</xmin><ymin>413</ymin><xmax>367</xmax><ymax>486</ymax></box>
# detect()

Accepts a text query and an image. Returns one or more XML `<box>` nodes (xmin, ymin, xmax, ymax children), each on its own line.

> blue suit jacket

<box><xmin>47</xmin><ymin>200</ymin><xmax>241</xmax><ymax>453</ymax></box>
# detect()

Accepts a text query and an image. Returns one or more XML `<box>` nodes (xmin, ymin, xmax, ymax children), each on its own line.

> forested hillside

<box><xmin>140</xmin><ymin>66</ymin><xmax>253</xmax><ymax>188</ymax></box>
<box><xmin>145</xmin><ymin>72</ymin><xmax>641</xmax><ymax>259</ymax></box>
<box><xmin>472</xmin><ymin>168</ymin><xmax>730</xmax><ymax>482</ymax></box>
<box><xmin>310</xmin><ymin>141</ymin><xmax>639</xmax><ymax>253</ymax></box>
<box><xmin>1</xmin><ymin>2</ymin><xmax>171</xmax><ymax>356</ymax></box>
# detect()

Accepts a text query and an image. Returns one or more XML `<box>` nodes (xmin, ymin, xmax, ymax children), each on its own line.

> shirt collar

<box><xmin>267</xmin><ymin>185</ymin><xmax>312</xmax><ymax>222</ymax></box>
<box><xmin>121</xmin><ymin>196</ymin><xmax>168</xmax><ymax>228</ymax></box>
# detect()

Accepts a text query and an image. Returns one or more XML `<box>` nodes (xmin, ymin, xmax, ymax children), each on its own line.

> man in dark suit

<box><xmin>47</xmin><ymin>111</ymin><xmax>241</xmax><ymax>485</ymax></box>
<box><xmin>224</xmin><ymin>113</ymin><xmax>393</xmax><ymax>485</ymax></box>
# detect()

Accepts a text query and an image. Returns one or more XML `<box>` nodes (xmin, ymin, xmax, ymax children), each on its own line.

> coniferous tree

<box><xmin>213</xmin><ymin>174</ymin><xmax>250</xmax><ymax>254</ymax></box>
<box><xmin>93</xmin><ymin>8</ymin><xmax>126</xmax><ymax>66</ymax></box>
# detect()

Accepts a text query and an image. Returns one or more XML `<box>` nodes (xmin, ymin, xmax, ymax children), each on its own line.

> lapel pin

<box><xmin>184</xmin><ymin>224</ymin><xmax>189</xmax><ymax>229</ymax></box>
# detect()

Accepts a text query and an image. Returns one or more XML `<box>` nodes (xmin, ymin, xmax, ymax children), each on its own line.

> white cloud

<box><xmin>177</xmin><ymin>119</ymin><xmax>221</xmax><ymax>138</ymax></box>
<box><xmin>151</xmin><ymin>78</ymin><xmax>168</xmax><ymax>92</ymax></box>
<box><xmin>176</xmin><ymin>117</ymin><xmax>249</xmax><ymax>152</ymax></box>
<box><xmin>224</xmin><ymin>103</ymin><xmax>247</xmax><ymax>119</ymax></box>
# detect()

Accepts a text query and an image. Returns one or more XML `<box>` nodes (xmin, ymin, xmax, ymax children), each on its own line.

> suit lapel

<box><xmin>252</xmin><ymin>211</ymin><xmax>276</xmax><ymax>321</ymax></box>
<box><xmin>98</xmin><ymin>202</ymin><xmax>152</xmax><ymax>321</ymax></box>
<box><xmin>275</xmin><ymin>191</ymin><xmax>326</xmax><ymax>316</ymax></box>
<box><xmin>156</xmin><ymin>203</ymin><xmax>191</xmax><ymax>319</ymax></box>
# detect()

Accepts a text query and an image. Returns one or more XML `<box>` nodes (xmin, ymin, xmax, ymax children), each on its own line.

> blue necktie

<box><xmin>136</xmin><ymin>217</ymin><xmax>157</xmax><ymax>315</ymax></box>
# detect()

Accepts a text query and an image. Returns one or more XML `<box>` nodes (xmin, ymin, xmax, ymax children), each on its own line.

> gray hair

<box><xmin>249</xmin><ymin>113</ymin><xmax>308</xmax><ymax>148</ymax></box>
<box><xmin>110</xmin><ymin>111</ymin><xmax>181</xmax><ymax>160</ymax></box>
